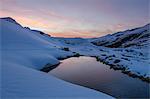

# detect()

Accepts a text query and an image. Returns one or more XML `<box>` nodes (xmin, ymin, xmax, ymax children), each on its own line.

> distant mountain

<box><xmin>91</xmin><ymin>24</ymin><xmax>150</xmax><ymax>48</ymax></box>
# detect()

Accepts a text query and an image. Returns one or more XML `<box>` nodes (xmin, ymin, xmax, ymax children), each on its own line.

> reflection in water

<box><xmin>49</xmin><ymin>56</ymin><xmax>149</xmax><ymax>98</ymax></box>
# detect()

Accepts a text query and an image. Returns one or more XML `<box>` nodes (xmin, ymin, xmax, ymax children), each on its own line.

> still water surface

<box><xmin>49</xmin><ymin>56</ymin><xmax>149</xmax><ymax>98</ymax></box>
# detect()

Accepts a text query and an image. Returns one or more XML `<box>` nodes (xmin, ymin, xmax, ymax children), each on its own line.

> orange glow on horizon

<box><xmin>48</xmin><ymin>32</ymin><xmax>98</xmax><ymax>38</ymax></box>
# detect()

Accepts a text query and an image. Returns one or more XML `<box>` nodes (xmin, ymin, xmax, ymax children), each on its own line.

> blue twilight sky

<box><xmin>0</xmin><ymin>0</ymin><xmax>149</xmax><ymax>37</ymax></box>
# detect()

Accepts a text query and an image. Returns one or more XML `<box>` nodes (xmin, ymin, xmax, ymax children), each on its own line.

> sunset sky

<box><xmin>0</xmin><ymin>0</ymin><xmax>149</xmax><ymax>38</ymax></box>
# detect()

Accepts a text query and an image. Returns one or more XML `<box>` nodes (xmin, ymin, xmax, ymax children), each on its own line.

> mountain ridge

<box><xmin>91</xmin><ymin>23</ymin><xmax>150</xmax><ymax>48</ymax></box>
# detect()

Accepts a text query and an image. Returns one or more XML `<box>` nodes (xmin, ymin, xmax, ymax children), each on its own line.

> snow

<box><xmin>1</xmin><ymin>18</ymin><xmax>113</xmax><ymax>98</ymax></box>
<box><xmin>1</xmin><ymin>17</ymin><xmax>149</xmax><ymax>98</ymax></box>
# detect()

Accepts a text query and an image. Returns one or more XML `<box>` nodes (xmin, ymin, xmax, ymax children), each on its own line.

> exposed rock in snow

<box><xmin>91</xmin><ymin>24</ymin><xmax>149</xmax><ymax>48</ymax></box>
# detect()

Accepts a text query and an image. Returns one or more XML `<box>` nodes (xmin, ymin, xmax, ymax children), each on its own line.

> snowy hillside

<box><xmin>1</xmin><ymin>17</ymin><xmax>113</xmax><ymax>98</ymax></box>
<box><xmin>91</xmin><ymin>24</ymin><xmax>149</xmax><ymax>48</ymax></box>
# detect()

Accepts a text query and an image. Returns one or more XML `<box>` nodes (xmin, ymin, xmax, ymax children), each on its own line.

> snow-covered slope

<box><xmin>1</xmin><ymin>17</ymin><xmax>113</xmax><ymax>98</ymax></box>
<box><xmin>91</xmin><ymin>24</ymin><xmax>149</xmax><ymax>48</ymax></box>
